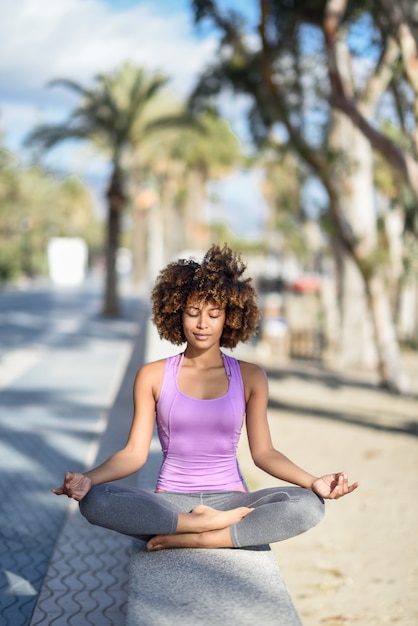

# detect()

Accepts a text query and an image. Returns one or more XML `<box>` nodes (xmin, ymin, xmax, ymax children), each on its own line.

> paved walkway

<box><xmin>5</xmin><ymin>280</ymin><xmax>414</xmax><ymax>625</ymax></box>
<box><xmin>0</xmin><ymin>282</ymin><xmax>148</xmax><ymax>626</ymax></box>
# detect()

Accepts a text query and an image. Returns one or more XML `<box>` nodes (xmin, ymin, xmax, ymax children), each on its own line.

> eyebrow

<box><xmin>185</xmin><ymin>305</ymin><xmax>222</xmax><ymax>311</ymax></box>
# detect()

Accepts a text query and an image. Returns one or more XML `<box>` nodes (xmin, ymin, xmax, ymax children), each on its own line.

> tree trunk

<box><xmin>365</xmin><ymin>273</ymin><xmax>408</xmax><ymax>391</ymax></box>
<box><xmin>184</xmin><ymin>167</ymin><xmax>210</xmax><ymax>251</ymax></box>
<box><xmin>132</xmin><ymin>207</ymin><xmax>148</xmax><ymax>289</ymax></box>
<box><xmin>103</xmin><ymin>166</ymin><xmax>123</xmax><ymax>317</ymax></box>
<box><xmin>257</xmin><ymin>0</ymin><xmax>407</xmax><ymax>390</ymax></box>
<box><xmin>324</xmin><ymin>25</ymin><xmax>407</xmax><ymax>390</ymax></box>
<box><xmin>159</xmin><ymin>170</ymin><xmax>182</xmax><ymax>262</ymax></box>
<box><xmin>147</xmin><ymin>198</ymin><xmax>165</xmax><ymax>286</ymax></box>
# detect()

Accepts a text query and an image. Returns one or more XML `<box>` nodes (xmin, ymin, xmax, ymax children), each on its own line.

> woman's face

<box><xmin>182</xmin><ymin>298</ymin><xmax>225</xmax><ymax>349</ymax></box>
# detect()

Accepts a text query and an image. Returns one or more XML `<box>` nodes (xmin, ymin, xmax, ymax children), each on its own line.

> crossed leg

<box><xmin>147</xmin><ymin>506</ymin><xmax>238</xmax><ymax>551</ymax></box>
<box><xmin>79</xmin><ymin>484</ymin><xmax>324</xmax><ymax>551</ymax></box>
<box><xmin>79</xmin><ymin>484</ymin><xmax>252</xmax><ymax>546</ymax></box>
<box><xmin>147</xmin><ymin>487</ymin><xmax>325</xmax><ymax>551</ymax></box>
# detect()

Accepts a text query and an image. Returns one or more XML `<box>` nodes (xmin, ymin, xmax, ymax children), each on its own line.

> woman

<box><xmin>53</xmin><ymin>244</ymin><xmax>358</xmax><ymax>551</ymax></box>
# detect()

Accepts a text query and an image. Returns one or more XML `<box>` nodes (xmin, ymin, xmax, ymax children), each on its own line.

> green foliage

<box><xmin>139</xmin><ymin>106</ymin><xmax>242</xmax><ymax>178</ymax></box>
<box><xmin>132</xmin><ymin>106</ymin><xmax>243</xmax><ymax>257</ymax></box>
<box><xmin>208</xmin><ymin>220</ymin><xmax>264</xmax><ymax>254</ymax></box>
<box><xmin>0</xmin><ymin>142</ymin><xmax>99</xmax><ymax>281</ymax></box>
<box><xmin>0</xmin><ymin>242</ymin><xmax>21</xmax><ymax>281</ymax></box>
<box><xmin>403</xmin><ymin>232</ymin><xmax>418</xmax><ymax>280</ymax></box>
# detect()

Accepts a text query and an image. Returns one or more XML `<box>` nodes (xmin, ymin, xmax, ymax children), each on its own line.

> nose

<box><xmin>197</xmin><ymin>314</ymin><xmax>208</xmax><ymax>329</ymax></box>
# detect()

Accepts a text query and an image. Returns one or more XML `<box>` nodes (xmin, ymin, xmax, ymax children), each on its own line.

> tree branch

<box><xmin>360</xmin><ymin>37</ymin><xmax>400</xmax><ymax>114</ymax></box>
<box><xmin>258</xmin><ymin>0</ymin><xmax>358</xmax><ymax>254</ymax></box>
<box><xmin>322</xmin><ymin>0</ymin><xmax>417</xmax><ymax>195</ymax></box>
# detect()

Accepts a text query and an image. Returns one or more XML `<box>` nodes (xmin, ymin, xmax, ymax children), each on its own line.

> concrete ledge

<box><xmin>127</xmin><ymin>542</ymin><xmax>301</xmax><ymax>626</ymax></box>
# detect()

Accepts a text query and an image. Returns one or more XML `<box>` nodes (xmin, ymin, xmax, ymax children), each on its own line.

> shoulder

<box><xmin>238</xmin><ymin>359</ymin><xmax>268</xmax><ymax>399</ymax></box>
<box><xmin>133</xmin><ymin>357</ymin><xmax>172</xmax><ymax>398</ymax></box>
<box><xmin>135</xmin><ymin>358</ymin><xmax>166</xmax><ymax>379</ymax></box>
<box><xmin>238</xmin><ymin>359</ymin><xmax>267</xmax><ymax>380</ymax></box>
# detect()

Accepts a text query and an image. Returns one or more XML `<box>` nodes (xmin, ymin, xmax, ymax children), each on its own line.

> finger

<box><xmin>51</xmin><ymin>487</ymin><xmax>65</xmax><ymax>495</ymax></box>
<box><xmin>336</xmin><ymin>473</ymin><xmax>345</xmax><ymax>491</ymax></box>
<box><xmin>330</xmin><ymin>474</ymin><xmax>345</xmax><ymax>499</ymax></box>
<box><xmin>336</xmin><ymin>480</ymin><xmax>359</xmax><ymax>498</ymax></box>
<box><xmin>339</xmin><ymin>474</ymin><xmax>357</xmax><ymax>495</ymax></box>
<box><xmin>64</xmin><ymin>476</ymin><xmax>79</xmax><ymax>491</ymax></box>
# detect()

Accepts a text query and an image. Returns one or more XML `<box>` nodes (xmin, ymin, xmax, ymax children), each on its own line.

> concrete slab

<box><xmin>127</xmin><ymin>544</ymin><xmax>301</xmax><ymax>626</ymax></box>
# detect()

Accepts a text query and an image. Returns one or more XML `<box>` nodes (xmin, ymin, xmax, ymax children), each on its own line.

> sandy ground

<box><xmin>236</xmin><ymin>348</ymin><xmax>418</xmax><ymax>626</ymax></box>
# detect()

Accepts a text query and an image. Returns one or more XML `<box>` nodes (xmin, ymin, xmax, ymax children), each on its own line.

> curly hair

<box><xmin>151</xmin><ymin>244</ymin><xmax>260</xmax><ymax>348</ymax></box>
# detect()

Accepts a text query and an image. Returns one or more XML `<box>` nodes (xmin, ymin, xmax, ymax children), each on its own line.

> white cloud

<box><xmin>0</xmin><ymin>1</ymin><xmax>263</xmax><ymax>240</ymax></box>
<box><xmin>0</xmin><ymin>0</ymin><xmax>217</xmax><ymax>151</ymax></box>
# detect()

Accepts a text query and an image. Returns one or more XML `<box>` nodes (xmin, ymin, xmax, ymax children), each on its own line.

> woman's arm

<box><xmin>52</xmin><ymin>360</ymin><xmax>164</xmax><ymax>500</ymax></box>
<box><xmin>241</xmin><ymin>362</ymin><xmax>359</xmax><ymax>499</ymax></box>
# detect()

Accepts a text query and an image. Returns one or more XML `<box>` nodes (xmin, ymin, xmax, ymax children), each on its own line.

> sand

<box><xmin>237</xmin><ymin>350</ymin><xmax>418</xmax><ymax>626</ymax></box>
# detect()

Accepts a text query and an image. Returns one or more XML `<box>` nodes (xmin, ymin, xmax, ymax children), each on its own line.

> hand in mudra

<box><xmin>52</xmin><ymin>471</ymin><xmax>92</xmax><ymax>501</ymax></box>
<box><xmin>312</xmin><ymin>472</ymin><xmax>359</xmax><ymax>500</ymax></box>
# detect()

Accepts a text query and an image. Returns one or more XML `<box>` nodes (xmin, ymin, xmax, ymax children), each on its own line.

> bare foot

<box><xmin>147</xmin><ymin>527</ymin><xmax>233</xmax><ymax>552</ymax></box>
<box><xmin>175</xmin><ymin>504</ymin><xmax>253</xmax><ymax>534</ymax></box>
<box><xmin>146</xmin><ymin>506</ymin><xmax>253</xmax><ymax>552</ymax></box>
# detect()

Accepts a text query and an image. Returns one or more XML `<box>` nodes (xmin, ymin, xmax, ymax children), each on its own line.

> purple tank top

<box><xmin>155</xmin><ymin>353</ymin><xmax>246</xmax><ymax>492</ymax></box>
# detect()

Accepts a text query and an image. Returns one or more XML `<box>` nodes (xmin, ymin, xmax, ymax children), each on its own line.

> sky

<box><xmin>0</xmin><ymin>0</ymin><xmax>216</xmax><ymax>156</ymax></box>
<box><xmin>0</xmin><ymin>0</ymin><xmax>267</xmax><ymax>237</ymax></box>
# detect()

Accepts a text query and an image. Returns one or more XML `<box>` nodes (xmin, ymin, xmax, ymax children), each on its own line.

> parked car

<box><xmin>289</xmin><ymin>273</ymin><xmax>321</xmax><ymax>294</ymax></box>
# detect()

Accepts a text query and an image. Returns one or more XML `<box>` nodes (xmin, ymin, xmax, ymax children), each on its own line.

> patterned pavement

<box><xmin>0</xmin><ymin>281</ymin><xmax>148</xmax><ymax>626</ymax></box>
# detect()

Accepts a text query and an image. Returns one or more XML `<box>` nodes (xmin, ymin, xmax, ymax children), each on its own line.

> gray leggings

<box><xmin>79</xmin><ymin>484</ymin><xmax>324</xmax><ymax>548</ymax></box>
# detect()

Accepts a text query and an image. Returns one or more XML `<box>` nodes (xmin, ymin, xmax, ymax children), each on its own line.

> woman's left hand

<box><xmin>312</xmin><ymin>472</ymin><xmax>359</xmax><ymax>499</ymax></box>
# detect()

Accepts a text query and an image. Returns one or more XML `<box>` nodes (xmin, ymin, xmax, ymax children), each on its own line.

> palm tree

<box><xmin>26</xmin><ymin>63</ymin><xmax>194</xmax><ymax>316</ymax></box>
<box><xmin>136</xmin><ymin>107</ymin><xmax>243</xmax><ymax>259</ymax></box>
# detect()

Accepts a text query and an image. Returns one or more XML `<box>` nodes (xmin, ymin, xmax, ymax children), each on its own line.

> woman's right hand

<box><xmin>52</xmin><ymin>471</ymin><xmax>92</xmax><ymax>501</ymax></box>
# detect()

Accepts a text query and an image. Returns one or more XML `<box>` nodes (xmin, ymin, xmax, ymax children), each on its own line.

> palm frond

<box><xmin>141</xmin><ymin>113</ymin><xmax>204</xmax><ymax>140</ymax></box>
<box><xmin>25</xmin><ymin>65</ymin><xmax>197</xmax><ymax>157</ymax></box>
<box><xmin>24</xmin><ymin>123</ymin><xmax>93</xmax><ymax>150</ymax></box>
<box><xmin>48</xmin><ymin>78</ymin><xmax>93</xmax><ymax>99</ymax></box>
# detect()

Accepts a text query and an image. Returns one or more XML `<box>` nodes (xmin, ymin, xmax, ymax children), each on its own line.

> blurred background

<box><xmin>1</xmin><ymin>3</ymin><xmax>418</xmax><ymax>625</ymax></box>
<box><xmin>1</xmin><ymin>0</ymin><xmax>417</xmax><ymax>392</ymax></box>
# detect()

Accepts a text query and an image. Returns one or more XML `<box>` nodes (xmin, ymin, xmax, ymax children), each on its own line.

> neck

<box><xmin>183</xmin><ymin>345</ymin><xmax>223</xmax><ymax>366</ymax></box>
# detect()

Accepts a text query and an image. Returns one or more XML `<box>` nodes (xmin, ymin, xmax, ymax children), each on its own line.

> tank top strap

<box><xmin>165</xmin><ymin>353</ymin><xmax>183</xmax><ymax>372</ymax></box>
<box><xmin>222</xmin><ymin>353</ymin><xmax>245</xmax><ymax>398</ymax></box>
<box><xmin>175</xmin><ymin>352</ymin><xmax>184</xmax><ymax>373</ymax></box>
<box><xmin>159</xmin><ymin>353</ymin><xmax>182</xmax><ymax>400</ymax></box>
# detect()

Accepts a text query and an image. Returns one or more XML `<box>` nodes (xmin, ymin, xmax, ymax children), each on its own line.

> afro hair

<box><xmin>151</xmin><ymin>244</ymin><xmax>260</xmax><ymax>348</ymax></box>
